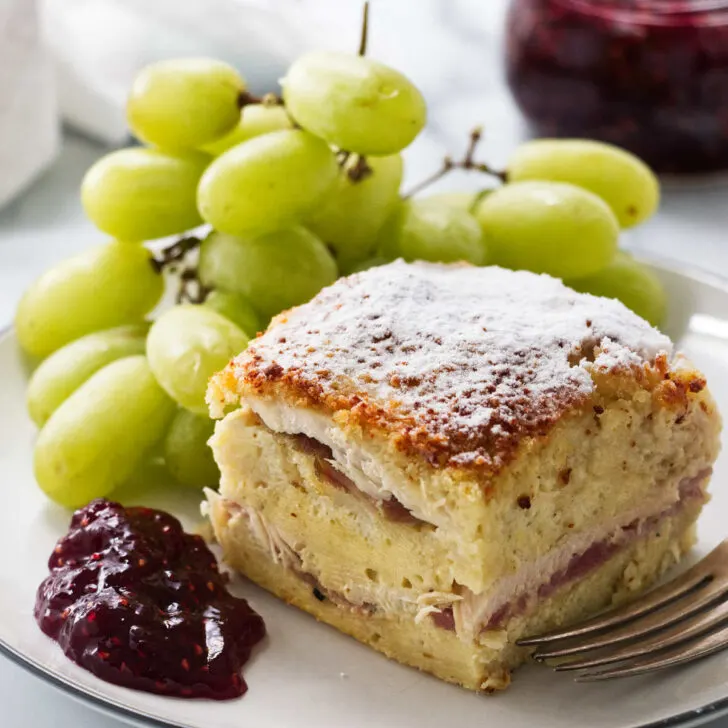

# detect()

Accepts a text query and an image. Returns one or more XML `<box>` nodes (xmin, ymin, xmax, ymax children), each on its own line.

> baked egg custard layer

<box><xmin>206</xmin><ymin>261</ymin><xmax>721</xmax><ymax>692</ymax></box>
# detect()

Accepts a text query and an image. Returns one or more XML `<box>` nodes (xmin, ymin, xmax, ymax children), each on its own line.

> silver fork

<box><xmin>517</xmin><ymin>539</ymin><xmax>728</xmax><ymax>681</ymax></box>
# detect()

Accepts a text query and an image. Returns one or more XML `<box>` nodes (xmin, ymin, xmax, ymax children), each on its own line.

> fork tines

<box><xmin>517</xmin><ymin>540</ymin><xmax>728</xmax><ymax>681</ymax></box>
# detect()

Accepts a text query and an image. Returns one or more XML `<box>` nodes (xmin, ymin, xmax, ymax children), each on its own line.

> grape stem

<box><xmin>348</xmin><ymin>154</ymin><xmax>373</xmax><ymax>182</ymax></box>
<box><xmin>177</xmin><ymin>269</ymin><xmax>212</xmax><ymax>305</ymax></box>
<box><xmin>150</xmin><ymin>235</ymin><xmax>212</xmax><ymax>304</ymax></box>
<box><xmin>238</xmin><ymin>89</ymin><xmax>299</xmax><ymax>129</ymax></box>
<box><xmin>150</xmin><ymin>235</ymin><xmax>202</xmax><ymax>274</ymax></box>
<box><xmin>336</xmin><ymin>150</ymin><xmax>351</xmax><ymax>167</ymax></box>
<box><xmin>326</xmin><ymin>4</ymin><xmax>373</xmax><ymax>184</ymax></box>
<box><xmin>237</xmin><ymin>90</ymin><xmax>284</xmax><ymax>109</ymax></box>
<box><xmin>336</xmin><ymin>149</ymin><xmax>373</xmax><ymax>182</ymax></box>
<box><xmin>402</xmin><ymin>127</ymin><xmax>507</xmax><ymax>199</ymax></box>
<box><xmin>359</xmin><ymin>2</ymin><xmax>370</xmax><ymax>56</ymax></box>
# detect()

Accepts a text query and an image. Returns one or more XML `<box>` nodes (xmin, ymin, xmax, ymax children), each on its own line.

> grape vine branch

<box><xmin>335</xmin><ymin>2</ymin><xmax>374</xmax><ymax>182</ymax></box>
<box><xmin>403</xmin><ymin>127</ymin><xmax>507</xmax><ymax>199</ymax></box>
<box><xmin>359</xmin><ymin>2</ymin><xmax>370</xmax><ymax>56</ymax></box>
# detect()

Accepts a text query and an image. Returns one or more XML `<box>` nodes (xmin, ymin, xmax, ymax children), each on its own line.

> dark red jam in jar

<box><xmin>506</xmin><ymin>0</ymin><xmax>728</xmax><ymax>173</ymax></box>
<box><xmin>35</xmin><ymin>499</ymin><xmax>265</xmax><ymax>700</ymax></box>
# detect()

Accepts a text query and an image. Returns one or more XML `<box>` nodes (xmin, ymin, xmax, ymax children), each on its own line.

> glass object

<box><xmin>505</xmin><ymin>0</ymin><xmax>728</xmax><ymax>174</ymax></box>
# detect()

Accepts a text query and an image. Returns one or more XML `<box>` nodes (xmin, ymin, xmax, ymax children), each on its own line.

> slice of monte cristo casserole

<box><xmin>205</xmin><ymin>260</ymin><xmax>720</xmax><ymax>692</ymax></box>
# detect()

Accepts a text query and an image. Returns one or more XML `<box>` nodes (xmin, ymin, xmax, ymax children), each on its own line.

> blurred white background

<box><xmin>2</xmin><ymin>1</ymin><xmax>728</xmax><ymax>725</ymax></box>
<box><xmin>2</xmin><ymin>0</ymin><xmax>727</xmax><ymax>329</ymax></box>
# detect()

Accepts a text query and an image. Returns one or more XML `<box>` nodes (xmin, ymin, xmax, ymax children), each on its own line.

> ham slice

<box><xmin>293</xmin><ymin>434</ymin><xmax>426</xmax><ymax>527</ymax></box>
<box><xmin>434</xmin><ymin>471</ymin><xmax>709</xmax><ymax>634</ymax></box>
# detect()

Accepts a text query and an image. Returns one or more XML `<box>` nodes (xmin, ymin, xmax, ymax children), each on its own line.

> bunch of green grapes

<box><xmin>16</xmin><ymin>33</ymin><xmax>667</xmax><ymax>510</ymax></box>
<box><xmin>17</xmin><ymin>44</ymin><xmax>429</xmax><ymax>508</ymax></box>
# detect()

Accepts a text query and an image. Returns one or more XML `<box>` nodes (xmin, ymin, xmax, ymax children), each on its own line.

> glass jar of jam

<box><xmin>505</xmin><ymin>0</ymin><xmax>728</xmax><ymax>174</ymax></box>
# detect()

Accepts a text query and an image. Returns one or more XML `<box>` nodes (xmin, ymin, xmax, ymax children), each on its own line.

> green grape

<box><xmin>110</xmin><ymin>456</ymin><xmax>180</xmax><ymax>505</ymax></box>
<box><xmin>507</xmin><ymin>139</ymin><xmax>660</xmax><ymax>229</ymax></box>
<box><xmin>348</xmin><ymin>257</ymin><xmax>389</xmax><ymax>274</ymax></box>
<box><xmin>425</xmin><ymin>190</ymin><xmax>492</xmax><ymax>212</ymax></box>
<box><xmin>16</xmin><ymin>241</ymin><xmax>163</xmax><ymax>358</ymax></box>
<box><xmin>34</xmin><ymin>356</ymin><xmax>176</xmax><ymax>508</ymax></box>
<box><xmin>423</xmin><ymin>191</ymin><xmax>475</xmax><ymax>210</ymax></box>
<box><xmin>197</xmin><ymin>129</ymin><xmax>338</xmax><ymax>235</ymax></box>
<box><xmin>27</xmin><ymin>324</ymin><xmax>148</xmax><ymax>427</ymax></box>
<box><xmin>200</xmin><ymin>104</ymin><xmax>292</xmax><ymax>156</ymax></box>
<box><xmin>377</xmin><ymin>199</ymin><xmax>488</xmax><ymax>265</ymax></box>
<box><xmin>127</xmin><ymin>58</ymin><xmax>245</xmax><ymax>149</ymax></box>
<box><xmin>567</xmin><ymin>251</ymin><xmax>667</xmax><ymax>327</ymax></box>
<box><xmin>203</xmin><ymin>290</ymin><xmax>261</xmax><ymax>337</ymax></box>
<box><xmin>282</xmin><ymin>51</ymin><xmax>427</xmax><ymax>155</ymax></box>
<box><xmin>146</xmin><ymin>304</ymin><xmax>249</xmax><ymax>414</ymax></box>
<box><xmin>163</xmin><ymin>408</ymin><xmax>219</xmax><ymax>489</ymax></box>
<box><xmin>198</xmin><ymin>227</ymin><xmax>338</xmax><ymax>320</ymax></box>
<box><xmin>306</xmin><ymin>154</ymin><xmax>403</xmax><ymax>273</ymax></box>
<box><xmin>81</xmin><ymin>147</ymin><xmax>209</xmax><ymax>241</ymax></box>
<box><xmin>474</xmin><ymin>181</ymin><xmax>619</xmax><ymax>279</ymax></box>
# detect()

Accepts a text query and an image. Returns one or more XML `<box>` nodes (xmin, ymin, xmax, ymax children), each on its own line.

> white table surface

<box><xmin>3</xmin><ymin>1</ymin><xmax>728</xmax><ymax>725</ymax></box>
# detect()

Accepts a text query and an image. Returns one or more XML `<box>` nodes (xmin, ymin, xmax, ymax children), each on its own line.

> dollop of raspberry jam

<box><xmin>34</xmin><ymin>498</ymin><xmax>265</xmax><ymax>700</ymax></box>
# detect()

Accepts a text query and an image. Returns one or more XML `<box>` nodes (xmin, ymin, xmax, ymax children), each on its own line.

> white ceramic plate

<box><xmin>4</xmin><ymin>256</ymin><xmax>728</xmax><ymax>728</ymax></box>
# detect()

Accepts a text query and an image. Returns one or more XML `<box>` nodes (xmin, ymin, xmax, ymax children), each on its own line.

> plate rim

<box><xmin>3</xmin><ymin>252</ymin><xmax>728</xmax><ymax>728</ymax></box>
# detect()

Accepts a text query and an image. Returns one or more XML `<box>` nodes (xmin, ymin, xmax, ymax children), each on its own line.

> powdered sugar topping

<box><xmin>239</xmin><ymin>261</ymin><xmax>672</xmax><ymax>468</ymax></box>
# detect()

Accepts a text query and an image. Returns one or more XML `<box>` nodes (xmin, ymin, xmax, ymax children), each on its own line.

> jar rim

<box><xmin>553</xmin><ymin>0</ymin><xmax>728</xmax><ymax>24</ymax></box>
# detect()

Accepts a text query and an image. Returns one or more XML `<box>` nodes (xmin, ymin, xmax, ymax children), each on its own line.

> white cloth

<box><xmin>0</xmin><ymin>0</ymin><xmax>58</xmax><ymax>208</ymax></box>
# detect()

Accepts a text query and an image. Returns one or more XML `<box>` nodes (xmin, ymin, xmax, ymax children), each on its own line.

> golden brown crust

<box><xmin>209</xmin><ymin>262</ymin><xmax>690</xmax><ymax>474</ymax></box>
